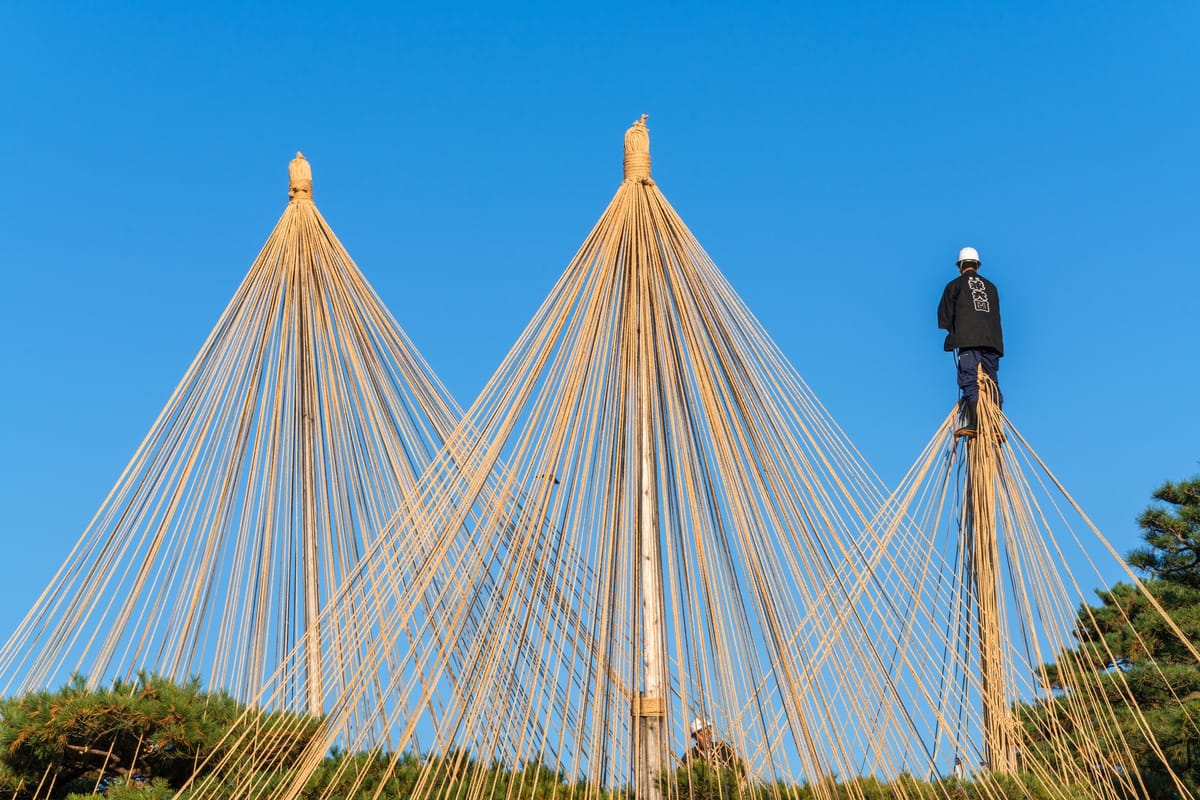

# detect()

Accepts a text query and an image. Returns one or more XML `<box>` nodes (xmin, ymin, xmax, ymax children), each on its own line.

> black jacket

<box><xmin>937</xmin><ymin>270</ymin><xmax>1004</xmax><ymax>355</ymax></box>
<box><xmin>684</xmin><ymin>740</ymin><xmax>744</xmax><ymax>774</ymax></box>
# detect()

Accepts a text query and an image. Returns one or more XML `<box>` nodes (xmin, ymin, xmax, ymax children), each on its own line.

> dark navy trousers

<box><xmin>957</xmin><ymin>347</ymin><xmax>1002</xmax><ymax>407</ymax></box>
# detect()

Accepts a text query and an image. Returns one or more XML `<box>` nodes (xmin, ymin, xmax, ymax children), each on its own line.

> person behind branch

<box><xmin>682</xmin><ymin>718</ymin><xmax>743</xmax><ymax>774</ymax></box>
<box><xmin>937</xmin><ymin>246</ymin><xmax>1004</xmax><ymax>436</ymax></box>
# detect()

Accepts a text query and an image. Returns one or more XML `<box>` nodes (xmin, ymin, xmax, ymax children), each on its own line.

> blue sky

<box><xmin>1</xmin><ymin>1</ymin><xmax>1197</xmax><ymax>645</ymax></box>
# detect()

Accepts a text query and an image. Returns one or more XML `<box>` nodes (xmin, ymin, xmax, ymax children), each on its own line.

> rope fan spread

<box><xmin>1</xmin><ymin>150</ymin><xmax>623</xmax><ymax>765</ymax></box>
<box><xmin>0</xmin><ymin>153</ymin><xmax>469</xmax><ymax>715</ymax></box>
<box><xmin>6</xmin><ymin>124</ymin><xmax>1193</xmax><ymax>800</ymax></box>
<box><xmin>857</xmin><ymin>376</ymin><xmax>1200</xmax><ymax>800</ymax></box>
<box><xmin>182</xmin><ymin>117</ymin><xmax>1000</xmax><ymax>800</ymax></box>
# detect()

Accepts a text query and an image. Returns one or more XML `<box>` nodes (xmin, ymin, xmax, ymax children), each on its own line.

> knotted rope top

<box><xmin>289</xmin><ymin>151</ymin><xmax>313</xmax><ymax>201</ymax></box>
<box><xmin>623</xmin><ymin>115</ymin><xmax>652</xmax><ymax>183</ymax></box>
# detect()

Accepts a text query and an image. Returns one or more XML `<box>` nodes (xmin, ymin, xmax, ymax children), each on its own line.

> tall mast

<box><xmin>289</xmin><ymin>152</ymin><xmax>325</xmax><ymax>717</ymax></box>
<box><xmin>626</xmin><ymin>116</ymin><xmax>666</xmax><ymax>800</ymax></box>
<box><xmin>962</xmin><ymin>376</ymin><xmax>1016</xmax><ymax>774</ymax></box>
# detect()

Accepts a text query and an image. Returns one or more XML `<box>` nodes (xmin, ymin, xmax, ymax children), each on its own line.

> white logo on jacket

<box><xmin>968</xmin><ymin>276</ymin><xmax>990</xmax><ymax>312</ymax></box>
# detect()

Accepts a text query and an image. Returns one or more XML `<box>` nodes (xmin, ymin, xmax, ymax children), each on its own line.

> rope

<box><xmin>623</xmin><ymin>115</ymin><xmax>652</xmax><ymax>183</ymax></box>
<box><xmin>289</xmin><ymin>151</ymin><xmax>313</xmax><ymax>201</ymax></box>
<box><xmin>6</xmin><ymin>128</ymin><xmax>1198</xmax><ymax>800</ymax></box>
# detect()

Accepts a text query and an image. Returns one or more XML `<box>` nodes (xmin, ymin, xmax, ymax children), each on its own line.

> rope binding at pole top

<box><xmin>623</xmin><ymin>115</ymin><xmax>653</xmax><ymax>184</ymax></box>
<box><xmin>289</xmin><ymin>151</ymin><xmax>313</xmax><ymax>201</ymax></box>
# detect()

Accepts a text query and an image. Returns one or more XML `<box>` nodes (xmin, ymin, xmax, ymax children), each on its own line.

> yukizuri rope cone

<box><xmin>0</xmin><ymin>153</ymin><xmax>467</xmax><ymax>718</ymax></box>
<box><xmin>183</xmin><ymin>118</ymin><xmax>975</xmax><ymax>800</ymax></box>
<box><xmin>171</xmin><ymin>122</ymin><xmax>1193</xmax><ymax>800</ymax></box>
<box><xmin>842</xmin><ymin>375</ymin><xmax>1200</xmax><ymax>800</ymax></box>
<box><xmin>1</xmin><ymin>148</ymin><xmax>619</xmax><ymax>770</ymax></box>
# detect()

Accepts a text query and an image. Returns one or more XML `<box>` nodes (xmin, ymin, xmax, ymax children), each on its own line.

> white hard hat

<box><xmin>957</xmin><ymin>246</ymin><xmax>980</xmax><ymax>265</ymax></box>
<box><xmin>690</xmin><ymin>718</ymin><xmax>711</xmax><ymax>735</ymax></box>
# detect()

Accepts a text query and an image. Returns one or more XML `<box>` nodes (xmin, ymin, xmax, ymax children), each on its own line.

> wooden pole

<box><xmin>292</xmin><ymin>153</ymin><xmax>324</xmax><ymax>717</ymax></box>
<box><xmin>636</xmin><ymin>383</ymin><xmax>665</xmax><ymax>800</ymax></box>
<box><xmin>626</xmin><ymin>115</ymin><xmax>665</xmax><ymax>800</ymax></box>
<box><xmin>964</xmin><ymin>378</ymin><xmax>1016</xmax><ymax>774</ymax></box>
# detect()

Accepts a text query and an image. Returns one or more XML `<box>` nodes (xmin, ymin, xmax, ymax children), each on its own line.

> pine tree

<box><xmin>0</xmin><ymin>674</ymin><xmax>320</xmax><ymax>799</ymax></box>
<box><xmin>1019</xmin><ymin>475</ymin><xmax>1200</xmax><ymax>797</ymax></box>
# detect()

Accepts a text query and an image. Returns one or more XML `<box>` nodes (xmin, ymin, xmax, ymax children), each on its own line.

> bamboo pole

<box><xmin>636</xmin><ymin>329</ymin><xmax>665</xmax><ymax>800</ymax></box>
<box><xmin>291</xmin><ymin>152</ymin><xmax>324</xmax><ymax>716</ymax></box>
<box><xmin>638</xmin><ymin>407</ymin><xmax>667</xmax><ymax>800</ymax></box>
<box><xmin>964</xmin><ymin>374</ymin><xmax>1015</xmax><ymax>774</ymax></box>
<box><xmin>627</xmin><ymin>114</ymin><xmax>666</xmax><ymax>800</ymax></box>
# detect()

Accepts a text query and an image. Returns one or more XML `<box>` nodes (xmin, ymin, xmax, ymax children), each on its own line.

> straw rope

<box><xmin>0</xmin><ymin>153</ymin><xmax>476</xmax><ymax>718</ymax></box>
<box><xmin>178</xmin><ymin>119</ymin><xmax>1200</xmax><ymax>800</ymax></box>
<box><xmin>4</xmin><ymin>124</ymin><xmax>1197</xmax><ymax>800</ymax></box>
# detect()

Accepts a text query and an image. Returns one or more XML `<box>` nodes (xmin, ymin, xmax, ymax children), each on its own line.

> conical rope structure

<box><xmin>0</xmin><ymin>153</ymin><xmax>469</xmax><ymax>718</ymax></box>
<box><xmin>12</xmin><ymin>128</ymin><xmax>1189</xmax><ymax>800</ymax></box>
<box><xmin>179</xmin><ymin>118</ymin><xmax>1003</xmax><ymax>800</ymax></box>
<box><xmin>851</xmin><ymin>374</ymin><xmax>1200</xmax><ymax>799</ymax></box>
<box><xmin>1</xmin><ymin>153</ymin><xmax>615</xmax><ymax>781</ymax></box>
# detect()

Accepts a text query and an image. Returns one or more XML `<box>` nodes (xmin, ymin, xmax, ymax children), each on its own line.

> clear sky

<box><xmin>1</xmin><ymin>2</ymin><xmax>1197</xmax><ymax>648</ymax></box>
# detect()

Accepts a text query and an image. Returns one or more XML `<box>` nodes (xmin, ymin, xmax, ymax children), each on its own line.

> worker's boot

<box><xmin>955</xmin><ymin>400</ymin><xmax>977</xmax><ymax>438</ymax></box>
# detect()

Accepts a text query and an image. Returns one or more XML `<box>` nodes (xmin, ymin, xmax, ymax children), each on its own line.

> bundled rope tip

<box><xmin>623</xmin><ymin>114</ymin><xmax>653</xmax><ymax>183</ymax></box>
<box><xmin>288</xmin><ymin>151</ymin><xmax>313</xmax><ymax>202</ymax></box>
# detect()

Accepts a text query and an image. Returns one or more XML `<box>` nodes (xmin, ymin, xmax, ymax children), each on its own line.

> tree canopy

<box><xmin>0</xmin><ymin>673</ymin><xmax>320</xmax><ymax>799</ymax></box>
<box><xmin>1021</xmin><ymin>475</ymin><xmax>1200</xmax><ymax>797</ymax></box>
<box><xmin>4</xmin><ymin>476</ymin><xmax>1199</xmax><ymax>799</ymax></box>
<box><xmin>1129</xmin><ymin>478</ymin><xmax>1200</xmax><ymax>590</ymax></box>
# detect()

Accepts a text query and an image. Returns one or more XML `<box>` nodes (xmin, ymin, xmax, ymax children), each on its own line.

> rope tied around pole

<box><xmin>631</xmin><ymin>693</ymin><xmax>665</xmax><ymax>718</ymax></box>
<box><xmin>623</xmin><ymin>114</ymin><xmax>653</xmax><ymax>184</ymax></box>
<box><xmin>289</xmin><ymin>151</ymin><xmax>313</xmax><ymax>201</ymax></box>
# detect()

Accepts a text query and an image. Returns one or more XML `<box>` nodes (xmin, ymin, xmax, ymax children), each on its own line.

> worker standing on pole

<box><xmin>937</xmin><ymin>246</ymin><xmax>1004</xmax><ymax>436</ymax></box>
